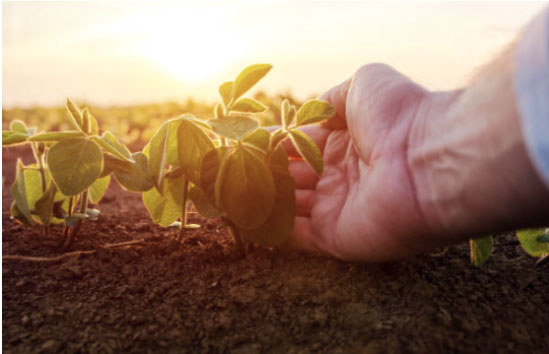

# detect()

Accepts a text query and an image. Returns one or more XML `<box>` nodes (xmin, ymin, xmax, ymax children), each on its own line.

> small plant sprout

<box><xmin>3</xmin><ymin>99</ymin><xmax>144</xmax><ymax>249</ymax></box>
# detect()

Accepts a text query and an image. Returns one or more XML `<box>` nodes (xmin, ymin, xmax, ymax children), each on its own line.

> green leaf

<box><xmin>148</xmin><ymin>118</ymin><xmax>186</xmax><ymax>187</ymax></box>
<box><xmin>296</xmin><ymin>99</ymin><xmax>335</xmax><ymax>126</ymax></box>
<box><xmin>214</xmin><ymin>103</ymin><xmax>225</xmax><ymax>118</ymax></box>
<box><xmin>200</xmin><ymin>147</ymin><xmax>229</xmax><ymax>205</ymax></box>
<box><xmin>281</xmin><ymin>99</ymin><xmax>292</xmax><ymax>129</ymax></box>
<box><xmin>10</xmin><ymin>160</ymin><xmax>34</xmax><ymax>225</ymax></box>
<box><xmin>66</xmin><ymin>98</ymin><xmax>84</xmax><ymax>132</ymax></box>
<box><xmin>269</xmin><ymin>144</ymin><xmax>290</xmax><ymax>172</ymax></box>
<box><xmin>289</xmin><ymin>130</ymin><xmax>323</xmax><ymax>176</ymax></box>
<box><xmin>47</xmin><ymin>138</ymin><xmax>103</xmax><ymax>196</ymax></box>
<box><xmin>10</xmin><ymin>120</ymin><xmax>28</xmax><ymax>134</ymax></box>
<box><xmin>218</xmin><ymin>147</ymin><xmax>276</xmax><ymax>229</ymax></box>
<box><xmin>82</xmin><ymin>108</ymin><xmax>90</xmax><ymax>134</ymax></box>
<box><xmin>112</xmin><ymin>152</ymin><xmax>154</xmax><ymax>192</ymax></box>
<box><xmin>29</xmin><ymin>131</ymin><xmax>85</xmax><ymax>142</ymax></box>
<box><xmin>2</xmin><ymin>131</ymin><xmax>28</xmax><ymax>146</ymax></box>
<box><xmin>35</xmin><ymin>181</ymin><xmax>58</xmax><ymax>225</ymax></box>
<box><xmin>189</xmin><ymin>184</ymin><xmax>219</xmax><ymax>218</ymax></box>
<box><xmin>142</xmin><ymin>175</ymin><xmax>187</xmax><ymax>227</ymax></box>
<box><xmin>177</xmin><ymin>119</ymin><xmax>215</xmax><ymax>185</ymax></box>
<box><xmin>469</xmin><ymin>236</ymin><xmax>493</xmax><ymax>267</ymax></box>
<box><xmin>537</xmin><ymin>233</ymin><xmax>549</xmax><ymax>243</ymax></box>
<box><xmin>231</xmin><ymin>98</ymin><xmax>268</xmax><ymax>113</ymax></box>
<box><xmin>241</xmin><ymin>169</ymin><xmax>295</xmax><ymax>247</ymax></box>
<box><xmin>219</xmin><ymin>81</ymin><xmax>233</xmax><ymax>107</ymax></box>
<box><xmin>11</xmin><ymin>202</ymin><xmax>33</xmax><ymax>227</ymax></box>
<box><xmin>517</xmin><ymin>228</ymin><xmax>549</xmax><ymax>257</ymax></box>
<box><xmin>89</xmin><ymin>114</ymin><xmax>99</xmax><ymax>135</ymax></box>
<box><xmin>91</xmin><ymin>131</ymin><xmax>133</xmax><ymax>162</ymax></box>
<box><xmin>242</xmin><ymin>128</ymin><xmax>270</xmax><ymax>152</ymax></box>
<box><xmin>208</xmin><ymin>116</ymin><xmax>259</xmax><ymax>141</ymax></box>
<box><xmin>89</xmin><ymin>175</ymin><xmax>111</xmax><ymax>203</ymax></box>
<box><xmin>232</xmin><ymin>64</ymin><xmax>272</xmax><ymax>101</ymax></box>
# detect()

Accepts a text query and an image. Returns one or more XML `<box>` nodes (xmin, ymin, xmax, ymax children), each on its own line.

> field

<box><xmin>2</xmin><ymin>100</ymin><xmax>549</xmax><ymax>354</ymax></box>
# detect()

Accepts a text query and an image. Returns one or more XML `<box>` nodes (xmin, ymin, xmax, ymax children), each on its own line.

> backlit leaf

<box><xmin>89</xmin><ymin>114</ymin><xmax>99</xmax><ymax>135</ymax></box>
<box><xmin>517</xmin><ymin>228</ymin><xmax>549</xmax><ymax>257</ymax></box>
<box><xmin>2</xmin><ymin>131</ymin><xmax>28</xmax><ymax>145</ymax></box>
<box><xmin>142</xmin><ymin>174</ymin><xmax>187</xmax><ymax>227</ymax></box>
<box><xmin>219</xmin><ymin>81</ymin><xmax>233</xmax><ymax>107</ymax></box>
<box><xmin>89</xmin><ymin>175</ymin><xmax>111</xmax><ymax>203</ymax></box>
<box><xmin>214</xmin><ymin>103</ymin><xmax>224</xmax><ymax>118</ymax></box>
<box><xmin>66</xmin><ymin>98</ymin><xmax>84</xmax><ymax>132</ymax></box>
<box><xmin>112</xmin><ymin>152</ymin><xmax>154</xmax><ymax>192</ymax></box>
<box><xmin>296</xmin><ymin>99</ymin><xmax>335</xmax><ymax>126</ymax></box>
<box><xmin>29</xmin><ymin>131</ymin><xmax>85</xmax><ymax>142</ymax></box>
<box><xmin>82</xmin><ymin>108</ymin><xmax>90</xmax><ymax>134</ymax></box>
<box><xmin>219</xmin><ymin>147</ymin><xmax>275</xmax><ymax>229</ymax></box>
<box><xmin>10</xmin><ymin>160</ymin><xmax>34</xmax><ymax>225</ymax></box>
<box><xmin>177</xmin><ymin>119</ymin><xmax>215</xmax><ymax>185</ymax></box>
<box><xmin>231</xmin><ymin>98</ymin><xmax>268</xmax><ymax>113</ymax></box>
<box><xmin>35</xmin><ymin>181</ymin><xmax>58</xmax><ymax>225</ymax></box>
<box><xmin>469</xmin><ymin>236</ymin><xmax>493</xmax><ymax>267</ymax></box>
<box><xmin>47</xmin><ymin>138</ymin><xmax>103</xmax><ymax>196</ymax></box>
<box><xmin>242</xmin><ymin>128</ymin><xmax>270</xmax><ymax>152</ymax></box>
<box><xmin>91</xmin><ymin>131</ymin><xmax>133</xmax><ymax>162</ymax></box>
<box><xmin>10</xmin><ymin>120</ymin><xmax>28</xmax><ymax>134</ymax></box>
<box><xmin>11</xmin><ymin>202</ymin><xmax>33</xmax><ymax>227</ymax></box>
<box><xmin>189</xmin><ymin>184</ymin><xmax>219</xmax><ymax>218</ymax></box>
<box><xmin>148</xmin><ymin>118</ymin><xmax>186</xmax><ymax>187</ymax></box>
<box><xmin>289</xmin><ymin>129</ymin><xmax>323</xmax><ymax>176</ymax></box>
<box><xmin>232</xmin><ymin>64</ymin><xmax>272</xmax><ymax>101</ymax></box>
<box><xmin>209</xmin><ymin>116</ymin><xmax>258</xmax><ymax>141</ymax></box>
<box><xmin>200</xmin><ymin>147</ymin><xmax>229</xmax><ymax>206</ymax></box>
<box><xmin>281</xmin><ymin>99</ymin><xmax>292</xmax><ymax>128</ymax></box>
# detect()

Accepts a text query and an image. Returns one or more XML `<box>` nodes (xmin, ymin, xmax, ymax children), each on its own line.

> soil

<box><xmin>2</xmin><ymin>145</ymin><xmax>549</xmax><ymax>354</ymax></box>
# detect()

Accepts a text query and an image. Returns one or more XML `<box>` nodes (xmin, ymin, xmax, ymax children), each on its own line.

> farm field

<box><xmin>2</xmin><ymin>103</ymin><xmax>549</xmax><ymax>353</ymax></box>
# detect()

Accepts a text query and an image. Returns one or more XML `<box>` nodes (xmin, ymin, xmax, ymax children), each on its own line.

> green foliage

<box><xmin>469</xmin><ymin>236</ymin><xmax>493</xmax><ymax>267</ymax></box>
<box><xmin>10</xmin><ymin>160</ymin><xmax>34</xmax><ymax>226</ymax></box>
<box><xmin>91</xmin><ymin>132</ymin><xmax>133</xmax><ymax>162</ymax></box>
<box><xmin>47</xmin><ymin>138</ymin><xmax>103</xmax><ymax>196</ymax></box>
<box><xmin>89</xmin><ymin>175</ymin><xmax>111</xmax><ymax>203</ymax></box>
<box><xmin>142</xmin><ymin>175</ymin><xmax>186</xmax><ymax>227</ymax></box>
<box><xmin>232</xmin><ymin>64</ymin><xmax>272</xmax><ymax>102</ymax></box>
<box><xmin>231</xmin><ymin>98</ymin><xmax>268</xmax><ymax>113</ymax></box>
<box><xmin>208</xmin><ymin>116</ymin><xmax>259</xmax><ymax>141</ymax></box>
<box><xmin>288</xmin><ymin>129</ymin><xmax>323</xmax><ymax>175</ymax></box>
<box><xmin>177</xmin><ymin>119</ymin><xmax>215</xmax><ymax>185</ymax></box>
<box><xmin>516</xmin><ymin>228</ymin><xmax>549</xmax><ymax>257</ymax></box>
<box><xmin>108</xmin><ymin>153</ymin><xmax>154</xmax><ymax>192</ymax></box>
<box><xmin>29</xmin><ymin>131</ymin><xmax>85</xmax><ymax>142</ymax></box>
<box><xmin>295</xmin><ymin>99</ymin><xmax>335</xmax><ymax>126</ymax></box>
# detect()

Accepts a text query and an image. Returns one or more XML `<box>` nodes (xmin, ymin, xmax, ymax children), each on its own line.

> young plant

<box><xmin>138</xmin><ymin>64</ymin><xmax>334</xmax><ymax>254</ymax></box>
<box><xmin>3</xmin><ymin>99</ymin><xmax>150</xmax><ymax>249</ymax></box>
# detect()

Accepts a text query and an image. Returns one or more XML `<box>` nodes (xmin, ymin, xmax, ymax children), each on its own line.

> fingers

<box><xmin>318</xmin><ymin>78</ymin><xmax>351</xmax><ymax>130</ymax></box>
<box><xmin>289</xmin><ymin>160</ymin><xmax>318</xmax><ymax>189</ymax></box>
<box><xmin>282</xmin><ymin>216</ymin><xmax>320</xmax><ymax>253</ymax></box>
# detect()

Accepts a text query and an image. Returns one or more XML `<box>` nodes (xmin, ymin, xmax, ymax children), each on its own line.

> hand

<box><xmin>284</xmin><ymin>64</ymin><xmax>461</xmax><ymax>261</ymax></box>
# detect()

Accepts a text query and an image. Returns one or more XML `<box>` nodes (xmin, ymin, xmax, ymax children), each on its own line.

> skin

<box><xmin>284</xmin><ymin>48</ymin><xmax>549</xmax><ymax>262</ymax></box>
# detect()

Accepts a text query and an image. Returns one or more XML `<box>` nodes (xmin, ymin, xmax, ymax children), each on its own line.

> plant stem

<box><xmin>31</xmin><ymin>142</ymin><xmax>50</xmax><ymax>236</ymax></box>
<box><xmin>177</xmin><ymin>178</ymin><xmax>190</xmax><ymax>242</ymax></box>
<box><xmin>227</xmin><ymin>220</ymin><xmax>245</xmax><ymax>258</ymax></box>
<box><xmin>62</xmin><ymin>190</ymin><xmax>88</xmax><ymax>250</ymax></box>
<box><xmin>60</xmin><ymin>196</ymin><xmax>74</xmax><ymax>247</ymax></box>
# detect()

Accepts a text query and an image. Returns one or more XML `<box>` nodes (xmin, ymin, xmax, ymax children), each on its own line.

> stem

<box><xmin>62</xmin><ymin>190</ymin><xmax>88</xmax><ymax>250</ymax></box>
<box><xmin>60</xmin><ymin>196</ymin><xmax>74</xmax><ymax>246</ymax></box>
<box><xmin>227</xmin><ymin>219</ymin><xmax>245</xmax><ymax>258</ymax></box>
<box><xmin>31</xmin><ymin>143</ymin><xmax>50</xmax><ymax>236</ymax></box>
<box><xmin>177</xmin><ymin>178</ymin><xmax>190</xmax><ymax>242</ymax></box>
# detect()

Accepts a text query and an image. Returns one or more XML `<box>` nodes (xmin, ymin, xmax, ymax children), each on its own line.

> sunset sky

<box><xmin>2</xmin><ymin>1</ymin><xmax>547</xmax><ymax>108</ymax></box>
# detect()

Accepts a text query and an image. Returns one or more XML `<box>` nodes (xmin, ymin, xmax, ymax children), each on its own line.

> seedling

<box><xmin>3</xmin><ymin>99</ymin><xmax>153</xmax><ymax>249</ymax></box>
<box><xmin>140</xmin><ymin>64</ymin><xmax>334</xmax><ymax>254</ymax></box>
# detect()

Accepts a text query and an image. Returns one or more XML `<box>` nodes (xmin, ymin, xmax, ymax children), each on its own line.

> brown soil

<box><xmin>2</xmin><ymin>145</ymin><xmax>548</xmax><ymax>354</ymax></box>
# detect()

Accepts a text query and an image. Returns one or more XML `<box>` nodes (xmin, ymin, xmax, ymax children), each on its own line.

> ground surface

<box><xmin>2</xmin><ymin>145</ymin><xmax>549</xmax><ymax>354</ymax></box>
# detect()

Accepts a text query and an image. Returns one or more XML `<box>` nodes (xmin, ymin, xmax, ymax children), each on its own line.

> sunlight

<box><xmin>132</xmin><ymin>9</ymin><xmax>246</xmax><ymax>82</ymax></box>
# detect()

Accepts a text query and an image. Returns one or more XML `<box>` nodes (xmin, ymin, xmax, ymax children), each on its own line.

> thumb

<box><xmin>318</xmin><ymin>78</ymin><xmax>351</xmax><ymax>130</ymax></box>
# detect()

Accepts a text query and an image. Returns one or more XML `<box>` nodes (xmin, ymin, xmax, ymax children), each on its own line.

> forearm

<box><xmin>410</xmin><ymin>45</ymin><xmax>549</xmax><ymax>242</ymax></box>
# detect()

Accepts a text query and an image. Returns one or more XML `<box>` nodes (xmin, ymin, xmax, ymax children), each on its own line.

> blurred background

<box><xmin>2</xmin><ymin>1</ymin><xmax>547</xmax><ymax>145</ymax></box>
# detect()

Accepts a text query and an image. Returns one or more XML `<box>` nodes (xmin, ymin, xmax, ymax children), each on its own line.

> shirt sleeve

<box><xmin>515</xmin><ymin>6</ymin><xmax>549</xmax><ymax>189</ymax></box>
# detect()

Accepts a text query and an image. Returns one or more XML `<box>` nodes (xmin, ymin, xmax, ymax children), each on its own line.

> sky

<box><xmin>2</xmin><ymin>1</ymin><xmax>548</xmax><ymax>108</ymax></box>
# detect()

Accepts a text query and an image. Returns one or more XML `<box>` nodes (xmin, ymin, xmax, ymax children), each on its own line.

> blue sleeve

<box><xmin>515</xmin><ymin>6</ymin><xmax>549</xmax><ymax>189</ymax></box>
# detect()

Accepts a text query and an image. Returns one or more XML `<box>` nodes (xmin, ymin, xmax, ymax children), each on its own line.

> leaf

<box><xmin>214</xmin><ymin>103</ymin><xmax>224</xmax><ymax>118</ymax></box>
<box><xmin>537</xmin><ymin>234</ymin><xmax>549</xmax><ymax>243</ymax></box>
<box><xmin>89</xmin><ymin>114</ymin><xmax>99</xmax><ymax>135</ymax></box>
<box><xmin>231</xmin><ymin>98</ymin><xmax>268</xmax><ymax>113</ymax></box>
<box><xmin>516</xmin><ymin>228</ymin><xmax>549</xmax><ymax>257</ymax></box>
<box><xmin>11</xmin><ymin>202</ymin><xmax>33</xmax><ymax>227</ymax></box>
<box><xmin>2</xmin><ymin>131</ymin><xmax>28</xmax><ymax>145</ymax></box>
<box><xmin>218</xmin><ymin>147</ymin><xmax>276</xmax><ymax>229</ymax></box>
<box><xmin>200</xmin><ymin>147</ymin><xmax>229</xmax><ymax>205</ymax></box>
<box><xmin>189</xmin><ymin>184</ymin><xmax>219</xmax><ymax>218</ymax></box>
<box><xmin>241</xmin><ymin>169</ymin><xmax>295</xmax><ymax>247</ymax></box>
<box><xmin>35</xmin><ymin>181</ymin><xmax>58</xmax><ymax>225</ymax></box>
<box><xmin>29</xmin><ymin>131</ymin><xmax>85</xmax><ymax>142</ymax></box>
<box><xmin>10</xmin><ymin>120</ymin><xmax>28</xmax><ymax>134</ymax></box>
<box><xmin>296</xmin><ymin>99</ymin><xmax>335</xmax><ymax>126</ymax></box>
<box><xmin>148</xmin><ymin>118</ymin><xmax>185</xmax><ymax>187</ymax></box>
<box><xmin>208</xmin><ymin>116</ymin><xmax>259</xmax><ymax>141</ymax></box>
<box><xmin>232</xmin><ymin>64</ymin><xmax>272</xmax><ymax>101</ymax></box>
<box><xmin>177</xmin><ymin>119</ymin><xmax>215</xmax><ymax>185</ymax></box>
<box><xmin>269</xmin><ymin>144</ymin><xmax>290</xmax><ymax>172</ymax></box>
<box><xmin>47</xmin><ymin>138</ymin><xmax>103</xmax><ymax>196</ymax></box>
<box><xmin>10</xmin><ymin>160</ymin><xmax>34</xmax><ymax>225</ymax></box>
<box><xmin>219</xmin><ymin>81</ymin><xmax>233</xmax><ymax>107</ymax></box>
<box><xmin>89</xmin><ymin>175</ymin><xmax>111</xmax><ymax>203</ymax></box>
<box><xmin>469</xmin><ymin>236</ymin><xmax>493</xmax><ymax>267</ymax></box>
<box><xmin>281</xmin><ymin>99</ymin><xmax>292</xmax><ymax>128</ymax></box>
<box><xmin>112</xmin><ymin>152</ymin><xmax>154</xmax><ymax>192</ymax></box>
<box><xmin>82</xmin><ymin>108</ymin><xmax>90</xmax><ymax>134</ymax></box>
<box><xmin>242</xmin><ymin>128</ymin><xmax>270</xmax><ymax>152</ymax></box>
<box><xmin>289</xmin><ymin>130</ymin><xmax>323</xmax><ymax>175</ymax></box>
<box><xmin>85</xmin><ymin>208</ymin><xmax>101</xmax><ymax>218</ymax></box>
<box><xmin>142</xmin><ymin>175</ymin><xmax>187</xmax><ymax>227</ymax></box>
<box><xmin>66</xmin><ymin>98</ymin><xmax>84</xmax><ymax>132</ymax></box>
<box><xmin>91</xmin><ymin>131</ymin><xmax>133</xmax><ymax>162</ymax></box>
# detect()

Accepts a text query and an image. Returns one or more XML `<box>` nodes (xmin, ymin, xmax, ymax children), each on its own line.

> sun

<box><xmin>133</xmin><ymin>10</ymin><xmax>245</xmax><ymax>82</ymax></box>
